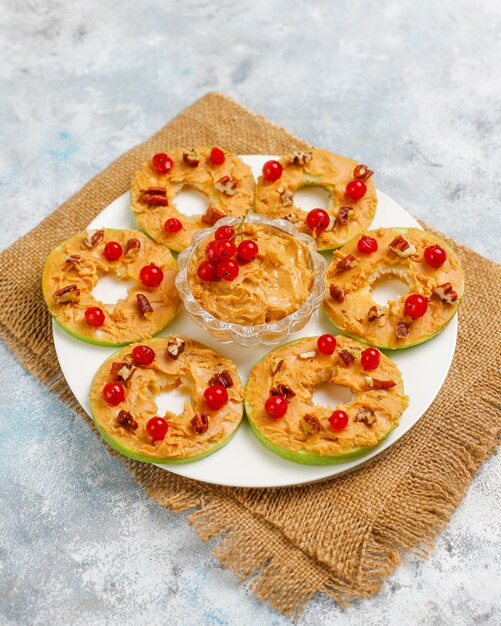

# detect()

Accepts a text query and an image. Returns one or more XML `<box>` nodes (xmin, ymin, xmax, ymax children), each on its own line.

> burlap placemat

<box><xmin>1</xmin><ymin>93</ymin><xmax>500</xmax><ymax>618</ymax></box>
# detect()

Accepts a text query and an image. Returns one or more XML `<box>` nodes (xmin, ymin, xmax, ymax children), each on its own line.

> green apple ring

<box><xmin>255</xmin><ymin>148</ymin><xmax>377</xmax><ymax>251</ymax></box>
<box><xmin>245</xmin><ymin>336</ymin><xmax>408</xmax><ymax>466</ymax></box>
<box><xmin>323</xmin><ymin>227</ymin><xmax>465</xmax><ymax>349</ymax></box>
<box><xmin>42</xmin><ymin>228</ymin><xmax>180</xmax><ymax>346</ymax></box>
<box><xmin>131</xmin><ymin>146</ymin><xmax>255</xmax><ymax>252</ymax></box>
<box><xmin>89</xmin><ymin>337</ymin><xmax>244</xmax><ymax>464</ymax></box>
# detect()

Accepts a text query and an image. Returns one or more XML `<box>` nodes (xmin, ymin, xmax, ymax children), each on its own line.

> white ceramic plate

<box><xmin>53</xmin><ymin>155</ymin><xmax>457</xmax><ymax>488</ymax></box>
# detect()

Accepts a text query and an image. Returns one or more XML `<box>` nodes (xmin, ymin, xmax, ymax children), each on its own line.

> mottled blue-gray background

<box><xmin>1</xmin><ymin>1</ymin><xmax>500</xmax><ymax>625</ymax></box>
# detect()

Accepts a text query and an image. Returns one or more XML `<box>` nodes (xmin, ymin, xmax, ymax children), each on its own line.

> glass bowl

<box><xmin>175</xmin><ymin>214</ymin><xmax>327</xmax><ymax>347</ymax></box>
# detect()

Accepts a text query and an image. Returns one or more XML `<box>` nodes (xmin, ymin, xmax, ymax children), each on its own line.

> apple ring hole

<box><xmin>91</xmin><ymin>274</ymin><xmax>136</xmax><ymax>305</ymax></box>
<box><xmin>293</xmin><ymin>186</ymin><xmax>331</xmax><ymax>213</ymax></box>
<box><xmin>312</xmin><ymin>381</ymin><xmax>353</xmax><ymax>408</ymax></box>
<box><xmin>153</xmin><ymin>382</ymin><xmax>193</xmax><ymax>418</ymax></box>
<box><xmin>371</xmin><ymin>277</ymin><xmax>409</xmax><ymax>307</ymax></box>
<box><xmin>172</xmin><ymin>186</ymin><xmax>209</xmax><ymax>217</ymax></box>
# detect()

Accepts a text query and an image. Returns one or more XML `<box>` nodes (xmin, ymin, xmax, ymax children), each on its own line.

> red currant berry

<box><xmin>361</xmin><ymin>347</ymin><xmax>381</xmax><ymax>370</ymax></box>
<box><xmin>405</xmin><ymin>294</ymin><xmax>428</xmax><ymax>319</ymax></box>
<box><xmin>146</xmin><ymin>417</ymin><xmax>168</xmax><ymax>441</ymax></box>
<box><xmin>215</xmin><ymin>225</ymin><xmax>235</xmax><ymax>241</ymax></box>
<box><xmin>132</xmin><ymin>345</ymin><xmax>155</xmax><ymax>365</ymax></box>
<box><xmin>197</xmin><ymin>260</ymin><xmax>219</xmax><ymax>281</ymax></box>
<box><xmin>204</xmin><ymin>384</ymin><xmax>228</xmax><ymax>410</ymax></box>
<box><xmin>265</xmin><ymin>396</ymin><xmax>288</xmax><ymax>420</ymax></box>
<box><xmin>306</xmin><ymin>208</ymin><xmax>330</xmax><ymax>232</ymax></box>
<box><xmin>152</xmin><ymin>153</ymin><xmax>174</xmax><ymax>174</ymax></box>
<box><xmin>85</xmin><ymin>306</ymin><xmax>105</xmax><ymax>327</ymax></box>
<box><xmin>317</xmin><ymin>334</ymin><xmax>337</xmax><ymax>355</ymax></box>
<box><xmin>345</xmin><ymin>179</ymin><xmax>367</xmax><ymax>201</ymax></box>
<box><xmin>217</xmin><ymin>259</ymin><xmax>239</xmax><ymax>281</ymax></box>
<box><xmin>237</xmin><ymin>239</ymin><xmax>259</xmax><ymax>262</ymax></box>
<box><xmin>424</xmin><ymin>245</ymin><xmax>447</xmax><ymax>269</ymax></box>
<box><xmin>204</xmin><ymin>240</ymin><xmax>219</xmax><ymax>261</ymax></box>
<box><xmin>104</xmin><ymin>241</ymin><xmax>123</xmax><ymax>261</ymax></box>
<box><xmin>164</xmin><ymin>218</ymin><xmax>183</xmax><ymax>233</ymax></box>
<box><xmin>140</xmin><ymin>264</ymin><xmax>164</xmax><ymax>287</ymax></box>
<box><xmin>102</xmin><ymin>381</ymin><xmax>125</xmax><ymax>406</ymax></box>
<box><xmin>262</xmin><ymin>160</ymin><xmax>283</xmax><ymax>182</ymax></box>
<box><xmin>357</xmin><ymin>234</ymin><xmax>378</xmax><ymax>254</ymax></box>
<box><xmin>329</xmin><ymin>410</ymin><xmax>349</xmax><ymax>431</ymax></box>
<box><xmin>210</xmin><ymin>147</ymin><xmax>225</xmax><ymax>165</ymax></box>
<box><xmin>214</xmin><ymin>239</ymin><xmax>236</xmax><ymax>260</ymax></box>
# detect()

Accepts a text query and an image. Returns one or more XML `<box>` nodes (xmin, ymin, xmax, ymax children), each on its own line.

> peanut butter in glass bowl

<box><xmin>175</xmin><ymin>214</ymin><xmax>327</xmax><ymax>347</ymax></box>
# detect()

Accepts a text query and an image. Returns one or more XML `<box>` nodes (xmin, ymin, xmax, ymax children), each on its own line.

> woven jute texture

<box><xmin>1</xmin><ymin>93</ymin><xmax>500</xmax><ymax>618</ymax></box>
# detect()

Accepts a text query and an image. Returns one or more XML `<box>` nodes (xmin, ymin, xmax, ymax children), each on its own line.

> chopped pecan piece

<box><xmin>283</xmin><ymin>211</ymin><xmax>299</xmax><ymax>223</ymax></box>
<box><xmin>84</xmin><ymin>229</ymin><xmax>104</xmax><ymax>248</ymax></box>
<box><xmin>368</xmin><ymin>305</ymin><xmax>385</xmax><ymax>321</ymax></box>
<box><xmin>433</xmin><ymin>282</ymin><xmax>458</xmax><ymax>305</ymax></box>
<box><xmin>338</xmin><ymin>349</ymin><xmax>355</xmax><ymax>366</ymax></box>
<box><xmin>365</xmin><ymin>377</ymin><xmax>397</xmax><ymax>390</ymax></box>
<box><xmin>110</xmin><ymin>362</ymin><xmax>135</xmax><ymax>384</ymax></box>
<box><xmin>139</xmin><ymin>187</ymin><xmax>168</xmax><ymax>207</ymax></box>
<box><xmin>354</xmin><ymin>406</ymin><xmax>376</xmax><ymax>426</ymax></box>
<box><xmin>136</xmin><ymin>293</ymin><xmax>153</xmax><ymax>317</ymax></box>
<box><xmin>208</xmin><ymin>370</ymin><xmax>234</xmax><ymax>388</ymax></box>
<box><xmin>280</xmin><ymin>188</ymin><xmax>294</xmax><ymax>207</ymax></box>
<box><xmin>301</xmin><ymin>414</ymin><xmax>321</xmax><ymax>435</ymax></box>
<box><xmin>270</xmin><ymin>383</ymin><xmax>296</xmax><ymax>398</ymax></box>
<box><xmin>116</xmin><ymin>410</ymin><xmax>138</xmax><ymax>431</ymax></box>
<box><xmin>389</xmin><ymin>234</ymin><xmax>416</xmax><ymax>257</ymax></box>
<box><xmin>167</xmin><ymin>337</ymin><xmax>185</xmax><ymax>360</ymax></box>
<box><xmin>396</xmin><ymin>322</ymin><xmax>409</xmax><ymax>339</ymax></box>
<box><xmin>201</xmin><ymin>206</ymin><xmax>225</xmax><ymax>226</ymax></box>
<box><xmin>124</xmin><ymin>238</ymin><xmax>141</xmax><ymax>257</ymax></box>
<box><xmin>299</xmin><ymin>351</ymin><xmax>316</xmax><ymax>359</ymax></box>
<box><xmin>182</xmin><ymin>148</ymin><xmax>199</xmax><ymax>167</ymax></box>
<box><xmin>337</xmin><ymin>205</ymin><xmax>354</xmax><ymax>225</ymax></box>
<box><xmin>64</xmin><ymin>254</ymin><xmax>81</xmax><ymax>264</ymax></box>
<box><xmin>353</xmin><ymin>164</ymin><xmax>374</xmax><ymax>181</ymax></box>
<box><xmin>289</xmin><ymin>151</ymin><xmax>313</xmax><ymax>166</ymax></box>
<box><xmin>270</xmin><ymin>358</ymin><xmax>285</xmax><ymax>376</ymax></box>
<box><xmin>336</xmin><ymin>254</ymin><xmax>358</xmax><ymax>272</ymax></box>
<box><xmin>191</xmin><ymin>413</ymin><xmax>209</xmax><ymax>434</ymax></box>
<box><xmin>215</xmin><ymin>175</ymin><xmax>238</xmax><ymax>196</ymax></box>
<box><xmin>329</xmin><ymin>284</ymin><xmax>345</xmax><ymax>302</ymax></box>
<box><xmin>53</xmin><ymin>284</ymin><xmax>80</xmax><ymax>304</ymax></box>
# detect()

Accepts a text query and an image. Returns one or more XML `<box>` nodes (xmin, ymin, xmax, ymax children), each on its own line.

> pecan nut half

<box><xmin>389</xmin><ymin>234</ymin><xmax>416</xmax><ymax>257</ymax></box>
<box><xmin>139</xmin><ymin>187</ymin><xmax>168</xmax><ymax>207</ymax></box>
<box><xmin>365</xmin><ymin>376</ymin><xmax>397</xmax><ymax>389</ymax></box>
<box><xmin>289</xmin><ymin>150</ymin><xmax>313</xmax><ymax>166</ymax></box>
<box><xmin>329</xmin><ymin>284</ymin><xmax>345</xmax><ymax>302</ymax></box>
<box><xmin>208</xmin><ymin>369</ymin><xmax>233</xmax><ymax>388</ymax></box>
<box><xmin>84</xmin><ymin>229</ymin><xmax>104</xmax><ymax>249</ymax></box>
<box><xmin>167</xmin><ymin>337</ymin><xmax>185</xmax><ymax>360</ymax></box>
<box><xmin>354</xmin><ymin>406</ymin><xmax>376</xmax><ymax>426</ymax></box>
<box><xmin>64</xmin><ymin>254</ymin><xmax>82</xmax><ymax>264</ymax></box>
<box><xmin>337</xmin><ymin>205</ymin><xmax>354</xmax><ymax>225</ymax></box>
<box><xmin>201</xmin><ymin>207</ymin><xmax>225</xmax><ymax>226</ymax></box>
<box><xmin>270</xmin><ymin>358</ymin><xmax>285</xmax><ymax>376</ymax></box>
<box><xmin>283</xmin><ymin>211</ymin><xmax>299</xmax><ymax>223</ymax></box>
<box><xmin>191</xmin><ymin>413</ymin><xmax>209</xmax><ymax>434</ymax></box>
<box><xmin>301</xmin><ymin>414</ymin><xmax>321</xmax><ymax>435</ymax></box>
<box><xmin>279</xmin><ymin>188</ymin><xmax>294</xmax><ymax>207</ymax></box>
<box><xmin>353</xmin><ymin>164</ymin><xmax>374</xmax><ymax>181</ymax></box>
<box><xmin>215</xmin><ymin>175</ymin><xmax>238</xmax><ymax>196</ymax></box>
<box><xmin>270</xmin><ymin>383</ymin><xmax>296</xmax><ymax>398</ymax></box>
<box><xmin>336</xmin><ymin>254</ymin><xmax>358</xmax><ymax>272</ymax></box>
<box><xmin>117</xmin><ymin>410</ymin><xmax>138</xmax><ymax>431</ymax></box>
<box><xmin>136</xmin><ymin>293</ymin><xmax>153</xmax><ymax>317</ymax></box>
<box><xmin>368</xmin><ymin>305</ymin><xmax>385</xmax><ymax>321</ymax></box>
<box><xmin>433</xmin><ymin>282</ymin><xmax>458</xmax><ymax>305</ymax></box>
<box><xmin>183</xmin><ymin>149</ymin><xmax>199</xmax><ymax>167</ymax></box>
<box><xmin>396</xmin><ymin>322</ymin><xmax>409</xmax><ymax>339</ymax></box>
<box><xmin>53</xmin><ymin>284</ymin><xmax>80</xmax><ymax>304</ymax></box>
<box><xmin>124</xmin><ymin>238</ymin><xmax>141</xmax><ymax>257</ymax></box>
<box><xmin>110</xmin><ymin>362</ymin><xmax>135</xmax><ymax>384</ymax></box>
<box><xmin>338</xmin><ymin>349</ymin><xmax>355</xmax><ymax>366</ymax></box>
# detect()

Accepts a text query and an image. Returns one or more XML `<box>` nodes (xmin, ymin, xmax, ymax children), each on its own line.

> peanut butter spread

<box><xmin>131</xmin><ymin>147</ymin><xmax>255</xmax><ymax>251</ymax></box>
<box><xmin>188</xmin><ymin>223</ymin><xmax>314</xmax><ymax>325</ymax></box>
<box><xmin>42</xmin><ymin>229</ymin><xmax>179</xmax><ymax>345</ymax></box>
<box><xmin>245</xmin><ymin>336</ymin><xmax>408</xmax><ymax>458</ymax></box>
<box><xmin>255</xmin><ymin>149</ymin><xmax>377</xmax><ymax>250</ymax></box>
<box><xmin>323</xmin><ymin>228</ymin><xmax>465</xmax><ymax>349</ymax></box>
<box><xmin>89</xmin><ymin>337</ymin><xmax>244</xmax><ymax>461</ymax></box>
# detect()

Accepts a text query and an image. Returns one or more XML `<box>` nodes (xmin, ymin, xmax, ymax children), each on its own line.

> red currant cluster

<box><xmin>197</xmin><ymin>225</ymin><xmax>259</xmax><ymax>283</ymax></box>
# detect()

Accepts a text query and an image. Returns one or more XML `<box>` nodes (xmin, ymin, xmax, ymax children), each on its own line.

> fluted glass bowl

<box><xmin>175</xmin><ymin>214</ymin><xmax>327</xmax><ymax>347</ymax></box>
